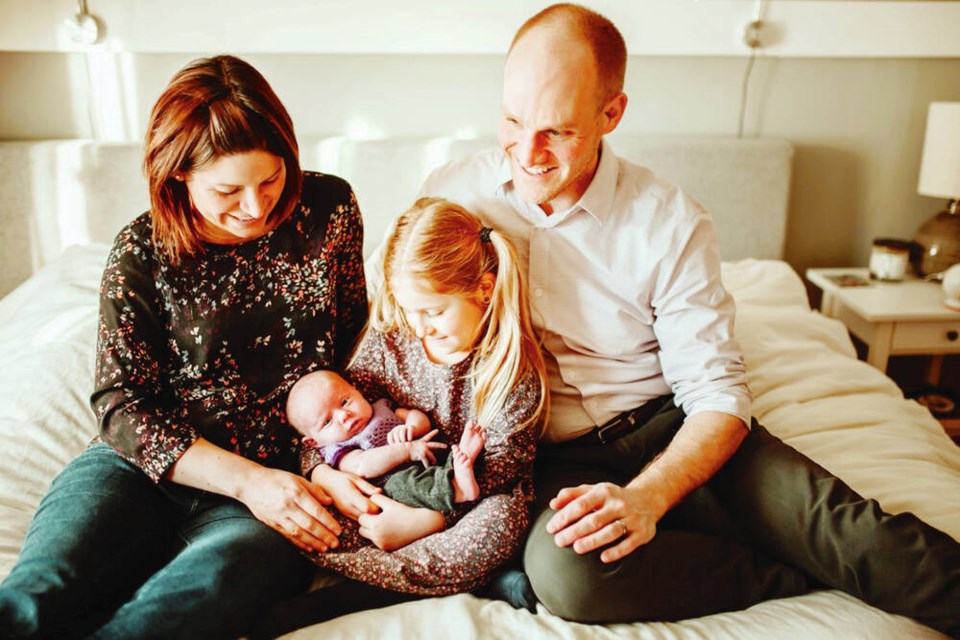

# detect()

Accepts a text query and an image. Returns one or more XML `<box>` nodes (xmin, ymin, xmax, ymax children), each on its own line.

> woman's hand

<box><xmin>166</xmin><ymin>438</ymin><xmax>343</xmax><ymax>554</ymax></box>
<box><xmin>311</xmin><ymin>463</ymin><xmax>382</xmax><ymax>520</ymax></box>
<box><xmin>236</xmin><ymin>466</ymin><xmax>344</xmax><ymax>554</ymax></box>
<box><xmin>358</xmin><ymin>493</ymin><xmax>444</xmax><ymax>551</ymax></box>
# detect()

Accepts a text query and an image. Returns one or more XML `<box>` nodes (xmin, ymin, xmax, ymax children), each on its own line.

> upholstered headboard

<box><xmin>0</xmin><ymin>136</ymin><xmax>792</xmax><ymax>297</ymax></box>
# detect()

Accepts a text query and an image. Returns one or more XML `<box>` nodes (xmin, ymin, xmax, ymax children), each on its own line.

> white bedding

<box><xmin>0</xmin><ymin>244</ymin><xmax>956</xmax><ymax>639</ymax></box>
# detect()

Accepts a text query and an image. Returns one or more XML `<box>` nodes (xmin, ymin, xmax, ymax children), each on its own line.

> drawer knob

<box><xmin>948</xmin><ymin>330</ymin><xmax>959</xmax><ymax>342</ymax></box>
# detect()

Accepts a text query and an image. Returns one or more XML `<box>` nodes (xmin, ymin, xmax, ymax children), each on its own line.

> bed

<box><xmin>0</xmin><ymin>136</ymin><xmax>957</xmax><ymax>640</ymax></box>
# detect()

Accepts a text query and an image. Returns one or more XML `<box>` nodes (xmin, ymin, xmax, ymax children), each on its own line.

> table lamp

<box><xmin>914</xmin><ymin>102</ymin><xmax>960</xmax><ymax>276</ymax></box>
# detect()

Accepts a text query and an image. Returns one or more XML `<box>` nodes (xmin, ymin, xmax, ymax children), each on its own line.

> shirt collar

<box><xmin>576</xmin><ymin>138</ymin><xmax>618</xmax><ymax>225</ymax></box>
<box><xmin>494</xmin><ymin>139</ymin><xmax>618</xmax><ymax>224</ymax></box>
<box><xmin>495</xmin><ymin>151</ymin><xmax>513</xmax><ymax>198</ymax></box>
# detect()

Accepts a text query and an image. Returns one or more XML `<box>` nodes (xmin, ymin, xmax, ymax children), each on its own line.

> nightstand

<box><xmin>806</xmin><ymin>267</ymin><xmax>960</xmax><ymax>385</ymax></box>
<box><xmin>807</xmin><ymin>268</ymin><xmax>960</xmax><ymax>439</ymax></box>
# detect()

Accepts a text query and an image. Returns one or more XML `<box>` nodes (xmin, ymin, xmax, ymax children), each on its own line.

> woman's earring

<box><xmin>482</xmin><ymin>295</ymin><xmax>491</xmax><ymax>305</ymax></box>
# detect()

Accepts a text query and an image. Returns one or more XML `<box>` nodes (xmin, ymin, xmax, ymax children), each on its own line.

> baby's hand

<box><xmin>388</xmin><ymin>423</ymin><xmax>415</xmax><ymax>444</ymax></box>
<box><xmin>407</xmin><ymin>429</ymin><xmax>447</xmax><ymax>467</ymax></box>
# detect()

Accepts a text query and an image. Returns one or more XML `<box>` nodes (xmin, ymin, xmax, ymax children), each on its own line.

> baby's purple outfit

<box><xmin>319</xmin><ymin>398</ymin><xmax>402</xmax><ymax>469</ymax></box>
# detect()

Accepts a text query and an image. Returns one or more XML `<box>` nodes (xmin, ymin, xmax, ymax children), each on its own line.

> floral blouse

<box><xmin>302</xmin><ymin>328</ymin><xmax>542</xmax><ymax>594</ymax></box>
<box><xmin>91</xmin><ymin>172</ymin><xmax>368</xmax><ymax>482</ymax></box>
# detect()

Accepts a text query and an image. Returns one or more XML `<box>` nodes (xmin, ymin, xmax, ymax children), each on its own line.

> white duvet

<box><xmin>0</xmin><ymin>245</ymin><xmax>957</xmax><ymax>639</ymax></box>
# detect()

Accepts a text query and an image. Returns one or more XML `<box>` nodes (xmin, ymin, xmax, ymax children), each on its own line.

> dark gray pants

<box><xmin>523</xmin><ymin>398</ymin><xmax>960</xmax><ymax>638</ymax></box>
<box><xmin>384</xmin><ymin>455</ymin><xmax>455</xmax><ymax>512</ymax></box>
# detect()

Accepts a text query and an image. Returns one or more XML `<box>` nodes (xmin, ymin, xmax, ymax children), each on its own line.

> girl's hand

<box><xmin>311</xmin><ymin>463</ymin><xmax>382</xmax><ymax>520</ymax></box>
<box><xmin>237</xmin><ymin>466</ymin><xmax>343</xmax><ymax>554</ymax></box>
<box><xmin>358</xmin><ymin>493</ymin><xmax>444</xmax><ymax>551</ymax></box>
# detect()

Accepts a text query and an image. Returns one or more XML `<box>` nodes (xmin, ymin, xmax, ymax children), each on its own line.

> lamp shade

<box><xmin>918</xmin><ymin>102</ymin><xmax>960</xmax><ymax>199</ymax></box>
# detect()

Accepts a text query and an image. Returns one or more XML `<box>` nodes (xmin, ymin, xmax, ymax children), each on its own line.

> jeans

<box><xmin>522</xmin><ymin>398</ymin><xmax>960</xmax><ymax>638</ymax></box>
<box><xmin>0</xmin><ymin>443</ymin><xmax>314</xmax><ymax>640</ymax></box>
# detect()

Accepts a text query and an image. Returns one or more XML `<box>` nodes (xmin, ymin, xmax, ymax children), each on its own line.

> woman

<box><xmin>0</xmin><ymin>55</ymin><xmax>375</xmax><ymax>640</ymax></box>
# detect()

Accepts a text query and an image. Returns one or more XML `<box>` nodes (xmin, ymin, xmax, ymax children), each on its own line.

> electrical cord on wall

<box><xmin>65</xmin><ymin>0</ymin><xmax>106</xmax><ymax>139</ymax></box>
<box><xmin>737</xmin><ymin>0</ymin><xmax>766</xmax><ymax>139</ymax></box>
<box><xmin>737</xmin><ymin>48</ymin><xmax>757</xmax><ymax>139</ymax></box>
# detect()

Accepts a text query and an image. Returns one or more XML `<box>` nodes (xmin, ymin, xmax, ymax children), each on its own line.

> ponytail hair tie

<box><xmin>479</xmin><ymin>226</ymin><xmax>493</xmax><ymax>243</ymax></box>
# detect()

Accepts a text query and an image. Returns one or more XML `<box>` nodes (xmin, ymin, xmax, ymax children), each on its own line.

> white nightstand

<box><xmin>806</xmin><ymin>267</ymin><xmax>960</xmax><ymax>383</ymax></box>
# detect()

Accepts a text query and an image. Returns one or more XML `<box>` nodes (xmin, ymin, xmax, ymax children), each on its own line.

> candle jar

<box><xmin>942</xmin><ymin>263</ymin><xmax>960</xmax><ymax>310</ymax></box>
<box><xmin>869</xmin><ymin>238</ymin><xmax>912</xmax><ymax>281</ymax></box>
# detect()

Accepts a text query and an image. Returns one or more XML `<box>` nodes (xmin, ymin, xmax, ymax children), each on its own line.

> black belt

<box><xmin>573</xmin><ymin>395</ymin><xmax>672</xmax><ymax>446</ymax></box>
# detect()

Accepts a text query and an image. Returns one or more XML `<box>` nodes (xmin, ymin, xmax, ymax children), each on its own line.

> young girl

<box><xmin>301</xmin><ymin>196</ymin><xmax>548</xmax><ymax>596</ymax></box>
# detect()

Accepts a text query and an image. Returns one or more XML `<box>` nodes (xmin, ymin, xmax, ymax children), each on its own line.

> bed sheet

<box><xmin>0</xmin><ymin>245</ymin><xmax>955</xmax><ymax>639</ymax></box>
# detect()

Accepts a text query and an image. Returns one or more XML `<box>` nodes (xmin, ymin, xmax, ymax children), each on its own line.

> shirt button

<box><xmin>534</xmin><ymin>289</ymin><xmax>543</xmax><ymax>298</ymax></box>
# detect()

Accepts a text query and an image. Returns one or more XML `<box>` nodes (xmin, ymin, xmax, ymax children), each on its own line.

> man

<box><xmin>419</xmin><ymin>3</ymin><xmax>960</xmax><ymax>636</ymax></box>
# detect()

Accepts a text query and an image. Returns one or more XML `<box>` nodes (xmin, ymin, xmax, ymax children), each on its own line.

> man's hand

<box><xmin>546</xmin><ymin>411</ymin><xmax>748</xmax><ymax>564</ymax></box>
<box><xmin>546</xmin><ymin>482</ymin><xmax>663</xmax><ymax>563</ymax></box>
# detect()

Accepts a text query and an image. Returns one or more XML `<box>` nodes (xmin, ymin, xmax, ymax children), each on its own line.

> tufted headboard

<box><xmin>0</xmin><ymin>136</ymin><xmax>792</xmax><ymax>297</ymax></box>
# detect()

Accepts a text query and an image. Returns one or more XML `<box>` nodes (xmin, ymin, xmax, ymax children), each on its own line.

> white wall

<box><xmin>4</xmin><ymin>1</ymin><xmax>959</xmax><ymax>57</ymax></box>
<box><xmin>2</xmin><ymin>1</ymin><xmax>960</xmax><ymax>277</ymax></box>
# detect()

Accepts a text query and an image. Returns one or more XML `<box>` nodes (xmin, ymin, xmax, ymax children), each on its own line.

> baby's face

<box><xmin>299</xmin><ymin>376</ymin><xmax>373</xmax><ymax>446</ymax></box>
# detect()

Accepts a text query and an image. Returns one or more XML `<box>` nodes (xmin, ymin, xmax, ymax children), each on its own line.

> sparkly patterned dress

<box><xmin>91</xmin><ymin>172</ymin><xmax>368</xmax><ymax>481</ymax></box>
<box><xmin>301</xmin><ymin>328</ymin><xmax>542</xmax><ymax>595</ymax></box>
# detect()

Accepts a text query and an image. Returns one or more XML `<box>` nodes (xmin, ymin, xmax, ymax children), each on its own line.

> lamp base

<box><xmin>913</xmin><ymin>199</ymin><xmax>960</xmax><ymax>277</ymax></box>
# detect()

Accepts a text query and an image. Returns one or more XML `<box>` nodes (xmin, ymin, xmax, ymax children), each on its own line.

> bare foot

<box><xmin>459</xmin><ymin>420</ymin><xmax>486</xmax><ymax>460</ymax></box>
<box><xmin>452</xmin><ymin>421</ymin><xmax>486</xmax><ymax>503</ymax></box>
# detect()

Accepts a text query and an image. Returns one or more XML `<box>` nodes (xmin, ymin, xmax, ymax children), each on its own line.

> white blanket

<box><xmin>0</xmin><ymin>245</ymin><xmax>956</xmax><ymax>639</ymax></box>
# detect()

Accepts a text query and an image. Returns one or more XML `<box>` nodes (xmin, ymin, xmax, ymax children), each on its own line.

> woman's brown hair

<box><xmin>143</xmin><ymin>55</ymin><xmax>302</xmax><ymax>264</ymax></box>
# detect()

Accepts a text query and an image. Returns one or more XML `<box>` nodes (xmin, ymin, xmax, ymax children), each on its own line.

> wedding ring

<box><xmin>615</xmin><ymin>519</ymin><xmax>627</xmax><ymax>538</ymax></box>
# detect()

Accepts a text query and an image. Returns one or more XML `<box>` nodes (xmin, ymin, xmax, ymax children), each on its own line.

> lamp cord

<box><xmin>737</xmin><ymin>48</ymin><xmax>757</xmax><ymax>139</ymax></box>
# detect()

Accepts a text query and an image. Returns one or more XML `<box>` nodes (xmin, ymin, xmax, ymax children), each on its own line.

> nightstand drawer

<box><xmin>891</xmin><ymin>321</ymin><xmax>960</xmax><ymax>352</ymax></box>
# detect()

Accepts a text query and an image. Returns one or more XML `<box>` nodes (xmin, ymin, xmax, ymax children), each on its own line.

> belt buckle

<box><xmin>595</xmin><ymin>412</ymin><xmax>637</xmax><ymax>445</ymax></box>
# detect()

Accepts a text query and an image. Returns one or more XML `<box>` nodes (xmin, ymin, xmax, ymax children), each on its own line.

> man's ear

<box><xmin>601</xmin><ymin>92</ymin><xmax>628</xmax><ymax>134</ymax></box>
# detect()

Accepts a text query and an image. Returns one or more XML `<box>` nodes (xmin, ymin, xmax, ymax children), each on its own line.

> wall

<box><xmin>2</xmin><ymin>1</ymin><xmax>960</xmax><ymax>277</ymax></box>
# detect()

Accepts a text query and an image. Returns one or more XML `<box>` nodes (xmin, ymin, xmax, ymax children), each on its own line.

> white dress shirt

<box><xmin>414</xmin><ymin>139</ymin><xmax>752</xmax><ymax>442</ymax></box>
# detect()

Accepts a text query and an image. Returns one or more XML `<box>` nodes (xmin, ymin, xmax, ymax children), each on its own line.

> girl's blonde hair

<box><xmin>370</xmin><ymin>197</ymin><xmax>548</xmax><ymax>434</ymax></box>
